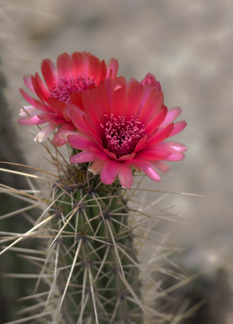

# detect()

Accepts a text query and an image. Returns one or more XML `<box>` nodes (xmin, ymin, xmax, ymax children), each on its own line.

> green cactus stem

<box><xmin>35</xmin><ymin>161</ymin><xmax>144</xmax><ymax>324</ymax></box>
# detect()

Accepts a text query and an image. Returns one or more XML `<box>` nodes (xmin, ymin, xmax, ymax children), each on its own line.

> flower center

<box><xmin>101</xmin><ymin>114</ymin><xmax>146</xmax><ymax>159</ymax></box>
<box><xmin>49</xmin><ymin>74</ymin><xmax>97</xmax><ymax>103</ymax></box>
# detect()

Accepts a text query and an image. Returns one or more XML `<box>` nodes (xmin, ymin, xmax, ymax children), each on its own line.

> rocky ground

<box><xmin>0</xmin><ymin>0</ymin><xmax>233</xmax><ymax>322</ymax></box>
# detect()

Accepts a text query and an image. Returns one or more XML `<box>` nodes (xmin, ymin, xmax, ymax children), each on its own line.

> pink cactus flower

<box><xmin>18</xmin><ymin>52</ymin><xmax>119</xmax><ymax>146</ymax></box>
<box><xmin>62</xmin><ymin>76</ymin><xmax>187</xmax><ymax>189</ymax></box>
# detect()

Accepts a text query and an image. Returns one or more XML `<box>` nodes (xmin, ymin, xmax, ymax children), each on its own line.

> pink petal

<box><xmin>145</xmin><ymin>105</ymin><xmax>168</xmax><ymax>136</ymax></box>
<box><xmin>71</xmin><ymin>52</ymin><xmax>84</xmax><ymax>76</ymax></box>
<box><xmin>100</xmin><ymin>160</ymin><xmax>120</xmax><ymax>185</ymax></box>
<box><xmin>128</xmin><ymin>158</ymin><xmax>150</xmax><ymax>165</ymax></box>
<box><xmin>137</xmin><ymin>83</ymin><xmax>155</xmax><ymax>113</ymax></box>
<box><xmin>18</xmin><ymin>115</ymin><xmax>45</xmax><ymax>125</ymax></box>
<box><xmin>38</xmin><ymin>114</ymin><xmax>64</xmax><ymax>124</ymax></box>
<box><xmin>134</xmin><ymin>135</ymin><xmax>148</xmax><ymax>153</ymax></box>
<box><xmin>69</xmin><ymin>109</ymin><xmax>91</xmax><ymax>137</ymax></box>
<box><xmin>156</xmin><ymin>141</ymin><xmax>188</xmax><ymax>153</ymax></box>
<box><xmin>88</xmin><ymin>54</ymin><xmax>101</xmax><ymax>81</ymax></box>
<box><xmin>70</xmin><ymin>151</ymin><xmax>97</xmax><ymax>164</ymax></box>
<box><xmin>52</xmin><ymin>123</ymin><xmax>75</xmax><ymax>146</ymax></box>
<box><xmin>82</xmin><ymin>90</ymin><xmax>102</xmax><ymax>134</ymax></box>
<box><xmin>111</xmin><ymin>85</ymin><xmax>126</xmax><ymax>117</ymax></box>
<box><xmin>124</xmin><ymin>81</ymin><xmax>143</xmax><ymax>119</ymax></box>
<box><xmin>146</xmin><ymin>123</ymin><xmax>174</xmax><ymax>147</ymax></box>
<box><xmin>141</xmin><ymin>73</ymin><xmax>161</xmax><ymax>92</ymax></box>
<box><xmin>126</xmin><ymin>78</ymin><xmax>138</xmax><ymax>91</ymax></box>
<box><xmin>137</xmin><ymin>89</ymin><xmax>163</xmax><ymax>124</ymax></box>
<box><xmin>59</xmin><ymin>130</ymin><xmax>78</xmax><ymax>141</ymax></box>
<box><xmin>169</xmin><ymin>121</ymin><xmax>187</xmax><ymax>137</ymax></box>
<box><xmin>70</xmin><ymin>92</ymin><xmax>84</xmax><ymax>111</ymax></box>
<box><xmin>41</xmin><ymin>59</ymin><xmax>58</xmax><ymax>89</ymax></box>
<box><xmin>57</xmin><ymin>53</ymin><xmax>72</xmax><ymax>79</ymax></box>
<box><xmin>135</xmin><ymin>148</ymin><xmax>170</xmax><ymax>161</ymax></box>
<box><xmin>106</xmin><ymin>58</ymin><xmax>119</xmax><ymax>78</ymax></box>
<box><xmin>152</xmin><ymin>160</ymin><xmax>170</xmax><ymax>173</ymax></box>
<box><xmin>47</xmin><ymin>99</ymin><xmax>66</xmax><ymax>118</ymax></box>
<box><xmin>64</xmin><ymin>103</ymin><xmax>83</xmax><ymax>119</ymax></box>
<box><xmin>102</xmin><ymin>148</ymin><xmax>117</xmax><ymax>160</ymax></box>
<box><xmin>118</xmin><ymin>152</ymin><xmax>136</xmax><ymax>161</ymax></box>
<box><xmin>90</xmin><ymin>147</ymin><xmax>109</xmax><ymax>161</ymax></box>
<box><xmin>165</xmin><ymin>152</ymin><xmax>185</xmax><ymax>161</ymax></box>
<box><xmin>34</xmin><ymin>122</ymin><xmax>57</xmax><ymax>142</ymax></box>
<box><xmin>20</xmin><ymin>89</ymin><xmax>40</xmax><ymax>108</ymax></box>
<box><xmin>98</xmin><ymin>60</ymin><xmax>107</xmax><ymax>82</ymax></box>
<box><xmin>82</xmin><ymin>52</ymin><xmax>92</xmax><ymax>75</ymax></box>
<box><xmin>103</xmin><ymin>77</ymin><xmax>120</xmax><ymax>104</ymax></box>
<box><xmin>151</xmin><ymin>142</ymin><xmax>187</xmax><ymax>161</ymax></box>
<box><xmin>160</xmin><ymin>107</ymin><xmax>181</xmax><ymax>127</ymax></box>
<box><xmin>135</xmin><ymin>163</ymin><xmax>161</xmax><ymax>182</ymax></box>
<box><xmin>34</xmin><ymin>98</ymin><xmax>53</xmax><ymax>113</ymax></box>
<box><xmin>82</xmin><ymin>114</ymin><xmax>102</xmax><ymax>143</ymax></box>
<box><xmin>23</xmin><ymin>75</ymin><xmax>35</xmax><ymax>93</ymax></box>
<box><xmin>19</xmin><ymin>105</ymin><xmax>42</xmax><ymax>117</ymax></box>
<box><xmin>118</xmin><ymin>164</ymin><xmax>133</xmax><ymax>189</ymax></box>
<box><xmin>170</xmin><ymin>142</ymin><xmax>187</xmax><ymax>153</ymax></box>
<box><xmin>93</xmin><ymin>84</ymin><xmax>111</xmax><ymax>124</ymax></box>
<box><xmin>67</xmin><ymin>133</ymin><xmax>98</xmax><ymax>151</ymax></box>
<box><xmin>32</xmin><ymin>73</ymin><xmax>50</xmax><ymax>102</ymax></box>
<box><xmin>88</xmin><ymin>160</ymin><xmax>106</xmax><ymax>175</ymax></box>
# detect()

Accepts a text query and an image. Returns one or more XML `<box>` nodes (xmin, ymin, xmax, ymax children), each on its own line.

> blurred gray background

<box><xmin>0</xmin><ymin>0</ymin><xmax>233</xmax><ymax>322</ymax></box>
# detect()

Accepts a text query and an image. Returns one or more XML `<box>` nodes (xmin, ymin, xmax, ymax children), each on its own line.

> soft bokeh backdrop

<box><xmin>0</xmin><ymin>0</ymin><xmax>233</xmax><ymax>322</ymax></box>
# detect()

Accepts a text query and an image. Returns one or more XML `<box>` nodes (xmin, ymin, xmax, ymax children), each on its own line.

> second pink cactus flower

<box><xmin>18</xmin><ymin>52</ymin><xmax>119</xmax><ymax>145</ymax></box>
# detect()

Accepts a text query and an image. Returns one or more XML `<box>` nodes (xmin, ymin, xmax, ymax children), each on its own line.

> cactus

<box><xmin>1</xmin><ymin>158</ymin><xmax>190</xmax><ymax>324</ymax></box>
<box><xmin>43</xmin><ymin>162</ymin><xmax>143</xmax><ymax>323</ymax></box>
<box><xmin>0</xmin><ymin>51</ymin><xmax>188</xmax><ymax>324</ymax></box>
